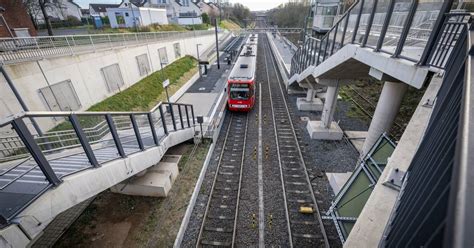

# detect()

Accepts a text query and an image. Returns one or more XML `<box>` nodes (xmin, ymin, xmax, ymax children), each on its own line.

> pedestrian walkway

<box><xmin>178</xmin><ymin>56</ymin><xmax>232</xmax><ymax>118</ymax></box>
<box><xmin>268</xmin><ymin>32</ymin><xmax>296</xmax><ymax>74</ymax></box>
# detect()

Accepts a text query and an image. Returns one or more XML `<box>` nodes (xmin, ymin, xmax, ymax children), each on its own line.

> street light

<box><xmin>214</xmin><ymin>18</ymin><xmax>220</xmax><ymax>70</ymax></box>
<box><xmin>196</xmin><ymin>43</ymin><xmax>202</xmax><ymax>76</ymax></box>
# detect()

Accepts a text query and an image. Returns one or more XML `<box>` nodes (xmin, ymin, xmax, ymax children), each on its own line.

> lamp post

<box><xmin>196</xmin><ymin>43</ymin><xmax>202</xmax><ymax>76</ymax></box>
<box><xmin>214</xmin><ymin>18</ymin><xmax>220</xmax><ymax>69</ymax></box>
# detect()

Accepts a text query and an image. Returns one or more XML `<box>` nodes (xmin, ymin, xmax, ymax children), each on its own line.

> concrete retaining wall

<box><xmin>0</xmin><ymin>33</ymin><xmax>224</xmax><ymax>135</ymax></box>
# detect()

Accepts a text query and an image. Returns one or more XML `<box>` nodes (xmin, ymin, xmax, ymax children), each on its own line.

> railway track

<box><xmin>196</xmin><ymin>113</ymin><xmax>248</xmax><ymax>247</ymax></box>
<box><xmin>261</xmin><ymin>34</ymin><xmax>330</xmax><ymax>247</ymax></box>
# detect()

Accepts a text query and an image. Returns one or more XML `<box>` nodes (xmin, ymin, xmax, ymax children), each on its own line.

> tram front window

<box><xmin>230</xmin><ymin>83</ymin><xmax>250</xmax><ymax>100</ymax></box>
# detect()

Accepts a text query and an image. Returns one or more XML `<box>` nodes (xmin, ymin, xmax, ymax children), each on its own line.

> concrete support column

<box><xmin>321</xmin><ymin>84</ymin><xmax>339</xmax><ymax>128</ymax></box>
<box><xmin>297</xmin><ymin>87</ymin><xmax>323</xmax><ymax>111</ymax></box>
<box><xmin>362</xmin><ymin>81</ymin><xmax>408</xmax><ymax>155</ymax></box>
<box><xmin>306</xmin><ymin>88</ymin><xmax>316</xmax><ymax>102</ymax></box>
<box><xmin>306</xmin><ymin>81</ymin><xmax>343</xmax><ymax>140</ymax></box>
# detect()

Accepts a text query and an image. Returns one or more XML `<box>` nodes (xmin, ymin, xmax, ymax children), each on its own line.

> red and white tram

<box><xmin>227</xmin><ymin>34</ymin><xmax>258</xmax><ymax>112</ymax></box>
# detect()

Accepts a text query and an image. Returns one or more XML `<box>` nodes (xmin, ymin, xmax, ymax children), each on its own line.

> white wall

<box><xmin>0</xmin><ymin>33</ymin><xmax>223</xmax><ymax>135</ymax></box>
<box><xmin>178</xmin><ymin>17</ymin><xmax>203</xmax><ymax>25</ymax></box>
<box><xmin>139</xmin><ymin>8</ymin><xmax>168</xmax><ymax>26</ymax></box>
<box><xmin>107</xmin><ymin>8</ymin><xmax>141</xmax><ymax>28</ymax></box>
<box><xmin>108</xmin><ymin>7</ymin><xmax>168</xmax><ymax>28</ymax></box>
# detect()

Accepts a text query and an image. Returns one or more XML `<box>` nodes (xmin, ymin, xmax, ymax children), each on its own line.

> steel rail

<box><xmin>263</xmin><ymin>35</ymin><xmax>330</xmax><ymax>247</ymax></box>
<box><xmin>195</xmin><ymin>113</ymin><xmax>249</xmax><ymax>247</ymax></box>
<box><xmin>262</xmin><ymin>35</ymin><xmax>293</xmax><ymax>248</ymax></box>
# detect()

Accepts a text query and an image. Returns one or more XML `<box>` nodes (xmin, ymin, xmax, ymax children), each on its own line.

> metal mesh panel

<box><xmin>382</xmin><ymin>26</ymin><xmax>468</xmax><ymax>248</ymax></box>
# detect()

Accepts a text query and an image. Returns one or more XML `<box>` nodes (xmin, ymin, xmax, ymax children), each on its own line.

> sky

<box><xmin>75</xmin><ymin>0</ymin><xmax>288</xmax><ymax>11</ymax></box>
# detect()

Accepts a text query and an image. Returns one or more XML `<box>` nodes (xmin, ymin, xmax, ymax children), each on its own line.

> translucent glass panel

<box><xmin>336</xmin><ymin>167</ymin><xmax>374</xmax><ymax>238</ymax></box>
<box><xmin>344</xmin><ymin>2</ymin><xmax>362</xmax><ymax>45</ymax></box>
<box><xmin>365</xmin><ymin>137</ymin><xmax>396</xmax><ymax>179</ymax></box>
<box><xmin>334</xmin><ymin>21</ymin><xmax>345</xmax><ymax>53</ymax></box>
<box><xmin>150</xmin><ymin>107</ymin><xmax>166</xmax><ymax>141</ymax></box>
<box><xmin>354</xmin><ymin>0</ymin><xmax>376</xmax><ymax>44</ymax></box>
<box><xmin>0</xmin><ymin>123</ymin><xmax>51</xmax><ymax>221</ymax></box>
<box><xmin>325</xmin><ymin>27</ymin><xmax>338</xmax><ymax>58</ymax></box>
<box><xmin>400</xmin><ymin>1</ymin><xmax>444</xmax><ymax>60</ymax></box>
<box><xmin>134</xmin><ymin>114</ymin><xmax>155</xmax><ymax>149</ymax></box>
<box><xmin>112</xmin><ymin>115</ymin><xmax>140</xmax><ymax>155</ymax></box>
<box><xmin>365</xmin><ymin>0</ymin><xmax>392</xmax><ymax>48</ymax></box>
<box><xmin>79</xmin><ymin>115</ymin><xmax>121</xmax><ymax>164</ymax></box>
<box><xmin>381</xmin><ymin>0</ymin><xmax>414</xmax><ymax>54</ymax></box>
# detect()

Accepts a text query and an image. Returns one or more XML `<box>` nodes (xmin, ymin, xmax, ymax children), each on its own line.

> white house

<box><xmin>134</xmin><ymin>0</ymin><xmax>203</xmax><ymax>25</ymax></box>
<box><xmin>107</xmin><ymin>3</ymin><xmax>168</xmax><ymax>28</ymax></box>
<box><xmin>89</xmin><ymin>3</ymin><xmax>120</xmax><ymax>18</ymax></box>
<box><xmin>29</xmin><ymin>0</ymin><xmax>83</xmax><ymax>24</ymax></box>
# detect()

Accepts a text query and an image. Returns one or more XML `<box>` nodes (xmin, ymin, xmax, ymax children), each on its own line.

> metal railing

<box><xmin>245</xmin><ymin>28</ymin><xmax>303</xmax><ymax>34</ymax></box>
<box><xmin>381</xmin><ymin>18</ymin><xmax>473</xmax><ymax>247</ymax></box>
<box><xmin>290</xmin><ymin>0</ymin><xmax>471</xmax><ymax>77</ymax></box>
<box><xmin>0</xmin><ymin>101</ymin><xmax>195</xmax><ymax>225</ymax></box>
<box><xmin>0</xmin><ymin>30</ymin><xmax>215</xmax><ymax>65</ymax></box>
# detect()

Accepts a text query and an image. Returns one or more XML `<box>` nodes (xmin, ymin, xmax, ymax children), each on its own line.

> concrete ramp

<box><xmin>0</xmin><ymin>102</ymin><xmax>196</xmax><ymax>247</ymax></box>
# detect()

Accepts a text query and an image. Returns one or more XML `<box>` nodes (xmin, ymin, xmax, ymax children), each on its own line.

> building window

<box><xmin>125</xmin><ymin>12</ymin><xmax>129</xmax><ymax>17</ymax></box>
<box><xmin>158</xmin><ymin>47</ymin><xmax>169</xmax><ymax>66</ymax></box>
<box><xmin>39</xmin><ymin>80</ymin><xmax>81</xmax><ymax>111</ymax></box>
<box><xmin>173</xmin><ymin>43</ymin><xmax>181</xmax><ymax>58</ymax></box>
<box><xmin>101</xmin><ymin>64</ymin><xmax>125</xmax><ymax>93</ymax></box>
<box><xmin>116</xmin><ymin>12</ymin><xmax>125</xmax><ymax>25</ymax></box>
<box><xmin>136</xmin><ymin>54</ymin><xmax>151</xmax><ymax>76</ymax></box>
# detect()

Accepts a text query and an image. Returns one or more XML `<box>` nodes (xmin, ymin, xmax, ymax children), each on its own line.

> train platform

<box><xmin>267</xmin><ymin>32</ymin><xmax>296</xmax><ymax>75</ymax></box>
<box><xmin>177</xmin><ymin>56</ymin><xmax>232</xmax><ymax>118</ymax></box>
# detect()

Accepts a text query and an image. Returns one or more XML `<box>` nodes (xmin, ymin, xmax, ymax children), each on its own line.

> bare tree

<box><xmin>24</xmin><ymin>0</ymin><xmax>65</xmax><ymax>36</ymax></box>
<box><xmin>38</xmin><ymin>0</ymin><xmax>53</xmax><ymax>35</ymax></box>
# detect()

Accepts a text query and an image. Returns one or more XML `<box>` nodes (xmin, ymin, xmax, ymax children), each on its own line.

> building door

<box><xmin>101</xmin><ymin>63</ymin><xmax>125</xmax><ymax>93</ymax></box>
<box><xmin>39</xmin><ymin>79</ymin><xmax>82</xmax><ymax>111</ymax></box>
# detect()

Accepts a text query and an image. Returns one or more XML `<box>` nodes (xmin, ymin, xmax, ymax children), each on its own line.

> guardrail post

<box><xmin>130</xmin><ymin>114</ymin><xmax>144</xmax><ymax>151</ymax></box>
<box><xmin>71</xmin><ymin>36</ymin><xmax>76</xmax><ymax>47</ymax></box>
<box><xmin>340</xmin><ymin>9</ymin><xmax>350</xmax><ymax>48</ymax></box>
<box><xmin>352</xmin><ymin>0</ymin><xmax>365</xmax><ymax>44</ymax></box>
<box><xmin>89</xmin><ymin>36</ymin><xmax>96</xmax><ymax>52</ymax></box>
<box><xmin>108</xmin><ymin>34</ymin><xmax>113</xmax><ymax>49</ymax></box>
<box><xmin>11</xmin><ymin>118</ymin><xmax>62</xmax><ymax>186</ymax></box>
<box><xmin>330</xmin><ymin>24</ymin><xmax>339</xmax><ymax>55</ymax></box>
<box><xmin>178</xmin><ymin>105</ymin><xmax>184</xmax><ymax>129</ymax></box>
<box><xmin>147</xmin><ymin>113</ymin><xmax>160</xmax><ymax>145</ymax></box>
<box><xmin>375</xmin><ymin>0</ymin><xmax>395</xmax><ymax>52</ymax></box>
<box><xmin>50</xmin><ymin>37</ymin><xmax>55</xmax><ymax>48</ymax></box>
<box><xmin>168</xmin><ymin>103</ymin><xmax>178</xmax><ymax>131</ymax></box>
<box><xmin>185</xmin><ymin>105</ymin><xmax>191</xmax><ymax>128</ymax></box>
<box><xmin>393</xmin><ymin>1</ymin><xmax>418</xmax><ymax>57</ymax></box>
<box><xmin>105</xmin><ymin>114</ymin><xmax>126</xmax><ymax>158</ymax></box>
<box><xmin>159</xmin><ymin>104</ymin><xmax>169</xmax><ymax>135</ymax></box>
<box><xmin>418</xmin><ymin>0</ymin><xmax>455</xmax><ymax>66</ymax></box>
<box><xmin>69</xmin><ymin>114</ymin><xmax>99</xmax><ymax>167</ymax></box>
<box><xmin>191</xmin><ymin>105</ymin><xmax>196</xmax><ymax>125</ymax></box>
<box><xmin>65</xmin><ymin>36</ymin><xmax>74</xmax><ymax>55</ymax></box>
<box><xmin>361</xmin><ymin>0</ymin><xmax>377</xmax><ymax>47</ymax></box>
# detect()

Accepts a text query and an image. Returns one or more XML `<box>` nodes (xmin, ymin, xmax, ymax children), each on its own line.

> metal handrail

<box><xmin>0</xmin><ymin>100</ymin><xmax>195</xmax><ymax>183</ymax></box>
<box><xmin>0</xmin><ymin>30</ymin><xmax>215</xmax><ymax>65</ymax></box>
<box><xmin>290</xmin><ymin>1</ymin><xmax>470</xmax><ymax>77</ymax></box>
<box><xmin>0</xmin><ymin>101</ymin><xmax>193</xmax><ymax>128</ymax></box>
<box><xmin>0</xmin><ymin>30</ymin><xmax>189</xmax><ymax>41</ymax></box>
